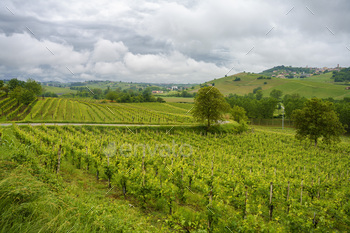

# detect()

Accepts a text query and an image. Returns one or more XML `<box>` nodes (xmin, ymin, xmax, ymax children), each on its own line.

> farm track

<box><xmin>0</xmin><ymin>123</ymin><xmax>195</xmax><ymax>127</ymax></box>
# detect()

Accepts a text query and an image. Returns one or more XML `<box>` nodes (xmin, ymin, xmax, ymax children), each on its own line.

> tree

<box><xmin>283</xmin><ymin>94</ymin><xmax>307</xmax><ymax>118</ymax></box>
<box><xmin>25</xmin><ymin>78</ymin><xmax>42</xmax><ymax>95</ymax></box>
<box><xmin>230</xmin><ymin>105</ymin><xmax>248</xmax><ymax>123</ymax></box>
<box><xmin>292</xmin><ymin>98</ymin><xmax>346</xmax><ymax>146</ymax></box>
<box><xmin>9</xmin><ymin>86</ymin><xmax>24</xmax><ymax>105</ymax></box>
<box><xmin>106</xmin><ymin>91</ymin><xmax>118</xmax><ymax>102</ymax></box>
<box><xmin>1</xmin><ymin>85</ymin><xmax>9</xmax><ymax>97</ymax></box>
<box><xmin>0</xmin><ymin>80</ymin><xmax>4</xmax><ymax>88</ymax></box>
<box><xmin>270</xmin><ymin>89</ymin><xmax>283</xmax><ymax>100</ymax></box>
<box><xmin>192</xmin><ymin>87</ymin><xmax>230</xmax><ymax>132</ymax></box>
<box><xmin>20</xmin><ymin>89</ymin><xmax>36</xmax><ymax>105</ymax></box>
<box><xmin>8</xmin><ymin>78</ymin><xmax>25</xmax><ymax>91</ymax></box>
<box><xmin>255</xmin><ymin>90</ymin><xmax>263</xmax><ymax>100</ymax></box>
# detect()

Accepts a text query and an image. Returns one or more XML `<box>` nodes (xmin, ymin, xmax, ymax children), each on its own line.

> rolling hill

<box><xmin>194</xmin><ymin>72</ymin><xmax>350</xmax><ymax>99</ymax></box>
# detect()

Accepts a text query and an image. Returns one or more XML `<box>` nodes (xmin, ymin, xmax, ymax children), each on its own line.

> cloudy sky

<box><xmin>0</xmin><ymin>0</ymin><xmax>349</xmax><ymax>83</ymax></box>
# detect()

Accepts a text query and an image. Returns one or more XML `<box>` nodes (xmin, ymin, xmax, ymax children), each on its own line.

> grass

<box><xmin>162</xmin><ymin>97</ymin><xmax>194</xmax><ymax>103</ymax></box>
<box><xmin>42</xmin><ymin>86</ymin><xmax>77</xmax><ymax>95</ymax></box>
<box><xmin>0</xmin><ymin>127</ymin><xmax>164</xmax><ymax>232</ymax></box>
<box><xmin>193</xmin><ymin>72</ymin><xmax>350</xmax><ymax>99</ymax></box>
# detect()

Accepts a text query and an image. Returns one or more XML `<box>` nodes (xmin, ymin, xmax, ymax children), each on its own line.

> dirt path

<box><xmin>0</xmin><ymin>123</ymin><xmax>193</xmax><ymax>127</ymax></box>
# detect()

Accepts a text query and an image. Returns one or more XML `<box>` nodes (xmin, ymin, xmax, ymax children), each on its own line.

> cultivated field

<box><xmin>1</xmin><ymin>124</ymin><xmax>349</xmax><ymax>232</ymax></box>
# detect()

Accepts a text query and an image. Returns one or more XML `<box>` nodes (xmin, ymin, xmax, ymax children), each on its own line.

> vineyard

<box><xmin>0</xmin><ymin>96</ymin><xmax>194</xmax><ymax>124</ymax></box>
<box><xmin>7</xmin><ymin>124</ymin><xmax>350</xmax><ymax>232</ymax></box>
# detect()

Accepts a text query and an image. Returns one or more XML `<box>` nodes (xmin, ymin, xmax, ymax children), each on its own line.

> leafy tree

<box><xmin>253</xmin><ymin>87</ymin><xmax>262</xmax><ymax>94</ymax></box>
<box><xmin>142</xmin><ymin>88</ymin><xmax>152</xmax><ymax>102</ymax></box>
<box><xmin>283</xmin><ymin>94</ymin><xmax>307</xmax><ymax>118</ymax></box>
<box><xmin>192</xmin><ymin>87</ymin><xmax>230</xmax><ymax>132</ymax></box>
<box><xmin>0</xmin><ymin>80</ymin><xmax>4</xmax><ymax>88</ymax></box>
<box><xmin>1</xmin><ymin>85</ymin><xmax>9</xmax><ymax>97</ymax></box>
<box><xmin>255</xmin><ymin>90</ymin><xmax>263</xmax><ymax>100</ymax></box>
<box><xmin>9</xmin><ymin>86</ymin><xmax>24</xmax><ymax>105</ymax></box>
<box><xmin>230</xmin><ymin>105</ymin><xmax>248</xmax><ymax>123</ymax></box>
<box><xmin>8</xmin><ymin>78</ymin><xmax>25</xmax><ymax>91</ymax></box>
<box><xmin>335</xmin><ymin>102</ymin><xmax>350</xmax><ymax>133</ymax></box>
<box><xmin>106</xmin><ymin>91</ymin><xmax>118</xmax><ymax>102</ymax></box>
<box><xmin>270</xmin><ymin>89</ymin><xmax>283</xmax><ymax>100</ymax></box>
<box><xmin>156</xmin><ymin>97</ymin><xmax>165</xmax><ymax>103</ymax></box>
<box><xmin>20</xmin><ymin>89</ymin><xmax>36</xmax><ymax>105</ymax></box>
<box><xmin>258</xmin><ymin>98</ymin><xmax>279</xmax><ymax>118</ymax></box>
<box><xmin>292</xmin><ymin>98</ymin><xmax>346</xmax><ymax>146</ymax></box>
<box><xmin>25</xmin><ymin>79</ymin><xmax>42</xmax><ymax>95</ymax></box>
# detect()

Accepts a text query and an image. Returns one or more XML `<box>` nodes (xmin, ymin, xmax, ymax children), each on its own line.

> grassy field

<box><xmin>162</xmin><ymin>97</ymin><xmax>194</xmax><ymax>103</ymax></box>
<box><xmin>42</xmin><ymin>86</ymin><xmax>77</xmax><ymax>95</ymax></box>
<box><xmin>192</xmin><ymin>72</ymin><xmax>350</xmax><ymax>99</ymax></box>
<box><xmin>1</xmin><ymin>124</ymin><xmax>349</xmax><ymax>232</ymax></box>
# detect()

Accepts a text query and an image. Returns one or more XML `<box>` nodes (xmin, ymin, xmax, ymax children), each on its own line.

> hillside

<box><xmin>194</xmin><ymin>72</ymin><xmax>350</xmax><ymax>99</ymax></box>
<box><xmin>0</xmin><ymin>96</ymin><xmax>194</xmax><ymax>124</ymax></box>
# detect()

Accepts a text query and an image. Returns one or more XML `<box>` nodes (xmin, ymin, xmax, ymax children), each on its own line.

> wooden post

<box><xmin>269</xmin><ymin>182</ymin><xmax>273</xmax><ymax>220</ymax></box>
<box><xmin>300</xmin><ymin>179</ymin><xmax>303</xmax><ymax>205</ymax></box>
<box><xmin>286</xmin><ymin>181</ymin><xmax>290</xmax><ymax>213</ymax></box>
<box><xmin>56</xmin><ymin>145</ymin><xmax>62</xmax><ymax>174</ymax></box>
<box><xmin>317</xmin><ymin>177</ymin><xmax>320</xmax><ymax>200</ymax></box>
<box><xmin>244</xmin><ymin>186</ymin><xmax>248</xmax><ymax>218</ymax></box>
<box><xmin>86</xmin><ymin>146</ymin><xmax>89</xmax><ymax>171</ymax></box>
<box><xmin>142</xmin><ymin>155</ymin><xmax>145</xmax><ymax>186</ymax></box>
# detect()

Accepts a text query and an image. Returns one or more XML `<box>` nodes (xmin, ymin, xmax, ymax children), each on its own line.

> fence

<box><xmin>250</xmin><ymin>118</ymin><xmax>294</xmax><ymax>127</ymax></box>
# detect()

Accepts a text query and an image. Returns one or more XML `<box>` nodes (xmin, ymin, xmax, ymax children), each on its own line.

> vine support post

<box><xmin>56</xmin><ymin>144</ymin><xmax>62</xmax><ymax>174</ymax></box>
<box><xmin>269</xmin><ymin>182</ymin><xmax>273</xmax><ymax>220</ymax></box>
<box><xmin>286</xmin><ymin>181</ymin><xmax>290</xmax><ymax>213</ymax></box>
<box><xmin>300</xmin><ymin>179</ymin><xmax>303</xmax><ymax>205</ymax></box>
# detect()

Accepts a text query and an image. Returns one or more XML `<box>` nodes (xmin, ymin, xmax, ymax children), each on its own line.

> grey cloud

<box><xmin>0</xmin><ymin>0</ymin><xmax>349</xmax><ymax>83</ymax></box>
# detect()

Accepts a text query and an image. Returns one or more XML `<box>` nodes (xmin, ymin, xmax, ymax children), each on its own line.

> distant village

<box><xmin>271</xmin><ymin>64</ymin><xmax>343</xmax><ymax>79</ymax></box>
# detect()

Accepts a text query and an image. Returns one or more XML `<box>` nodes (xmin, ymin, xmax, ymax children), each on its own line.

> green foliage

<box><xmin>4</xmin><ymin>124</ymin><xmax>350</xmax><ymax>232</ymax></box>
<box><xmin>270</xmin><ymin>89</ymin><xmax>283</xmax><ymax>100</ymax></box>
<box><xmin>25</xmin><ymin>79</ymin><xmax>42</xmax><ymax>96</ymax></box>
<box><xmin>283</xmin><ymin>94</ymin><xmax>307</xmax><ymax>118</ymax></box>
<box><xmin>226</xmin><ymin>94</ymin><xmax>278</xmax><ymax>119</ymax></box>
<box><xmin>230</xmin><ymin>105</ymin><xmax>248</xmax><ymax>123</ymax></box>
<box><xmin>192</xmin><ymin>87</ymin><xmax>230</xmax><ymax>130</ymax></box>
<box><xmin>8</xmin><ymin>78</ymin><xmax>25</xmax><ymax>91</ymax></box>
<box><xmin>332</xmin><ymin>67</ymin><xmax>350</xmax><ymax>82</ymax></box>
<box><xmin>255</xmin><ymin>90</ymin><xmax>263</xmax><ymax>100</ymax></box>
<box><xmin>335</xmin><ymin>102</ymin><xmax>350</xmax><ymax>132</ymax></box>
<box><xmin>293</xmin><ymin>98</ymin><xmax>346</xmax><ymax>145</ymax></box>
<box><xmin>252</xmin><ymin>86</ymin><xmax>262</xmax><ymax>94</ymax></box>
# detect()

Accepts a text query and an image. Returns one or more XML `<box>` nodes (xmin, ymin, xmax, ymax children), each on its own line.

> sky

<box><xmin>0</xmin><ymin>0</ymin><xmax>349</xmax><ymax>83</ymax></box>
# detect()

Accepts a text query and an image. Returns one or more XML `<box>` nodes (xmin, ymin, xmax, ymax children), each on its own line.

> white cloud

<box><xmin>0</xmin><ymin>0</ymin><xmax>349</xmax><ymax>83</ymax></box>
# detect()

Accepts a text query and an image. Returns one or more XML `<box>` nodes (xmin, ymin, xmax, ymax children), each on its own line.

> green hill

<box><xmin>194</xmin><ymin>72</ymin><xmax>350</xmax><ymax>99</ymax></box>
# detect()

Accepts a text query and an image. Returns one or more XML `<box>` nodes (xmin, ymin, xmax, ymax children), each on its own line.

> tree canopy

<box><xmin>3</xmin><ymin>78</ymin><xmax>42</xmax><ymax>105</ymax></box>
<box><xmin>292</xmin><ymin>98</ymin><xmax>346</xmax><ymax>146</ymax></box>
<box><xmin>192</xmin><ymin>86</ymin><xmax>229</xmax><ymax>131</ymax></box>
<box><xmin>230</xmin><ymin>105</ymin><xmax>248</xmax><ymax>123</ymax></box>
<box><xmin>270</xmin><ymin>89</ymin><xmax>283</xmax><ymax>100</ymax></box>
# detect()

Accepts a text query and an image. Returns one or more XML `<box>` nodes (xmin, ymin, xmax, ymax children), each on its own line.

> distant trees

<box><xmin>230</xmin><ymin>105</ymin><xmax>248</xmax><ymax>123</ymax></box>
<box><xmin>293</xmin><ymin>98</ymin><xmax>345</xmax><ymax>146</ymax></box>
<box><xmin>270</xmin><ymin>89</ymin><xmax>283</xmax><ymax>100</ymax></box>
<box><xmin>255</xmin><ymin>90</ymin><xmax>263</xmax><ymax>100</ymax></box>
<box><xmin>226</xmin><ymin>94</ymin><xmax>278</xmax><ymax>119</ymax></box>
<box><xmin>283</xmin><ymin>94</ymin><xmax>307</xmax><ymax>118</ymax></box>
<box><xmin>103</xmin><ymin>87</ymin><xmax>163</xmax><ymax>103</ymax></box>
<box><xmin>332</xmin><ymin>67</ymin><xmax>350</xmax><ymax>82</ymax></box>
<box><xmin>192</xmin><ymin>87</ymin><xmax>230</xmax><ymax>132</ymax></box>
